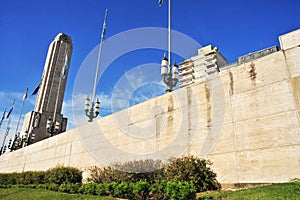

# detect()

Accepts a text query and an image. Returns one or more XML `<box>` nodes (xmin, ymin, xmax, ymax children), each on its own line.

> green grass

<box><xmin>0</xmin><ymin>188</ymin><xmax>115</xmax><ymax>200</ymax></box>
<box><xmin>198</xmin><ymin>182</ymin><xmax>300</xmax><ymax>200</ymax></box>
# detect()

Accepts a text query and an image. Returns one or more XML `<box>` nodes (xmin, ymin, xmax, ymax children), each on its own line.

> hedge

<box><xmin>0</xmin><ymin>181</ymin><xmax>196</xmax><ymax>200</ymax></box>
<box><xmin>88</xmin><ymin>155</ymin><xmax>221</xmax><ymax>192</ymax></box>
<box><xmin>0</xmin><ymin>166</ymin><xmax>82</xmax><ymax>185</ymax></box>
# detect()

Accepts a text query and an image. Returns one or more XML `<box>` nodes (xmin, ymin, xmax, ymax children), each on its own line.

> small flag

<box><xmin>64</xmin><ymin>50</ymin><xmax>69</xmax><ymax>69</ymax></box>
<box><xmin>62</xmin><ymin>50</ymin><xmax>69</xmax><ymax>79</ymax></box>
<box><xmin>32</xmin><ymin>82</ymin><xmax>41</xmax><ymax>95</ymax></box>
<box><xmin>6</xmin><ymin>100</ymin><xmax>15</xmax><ymax>119</ymax></box>
<box><xmin>23</xmin><ymin>86</ymin><xmax>28</xmax><ymax>100</ymax></box>
<box><xmin>0</xmin><ymin>109</ymin><xmax>6</xmax><ymax>126</ymax></box>
<box><xmin>62</xmin><ymin>65</ymin><xmax>67</xmax><ymax>79</ymax></box>
<box><xmin>158</xmin><ymin>0</ymin><xmax>163</xmax><ymax>6</ymax></box>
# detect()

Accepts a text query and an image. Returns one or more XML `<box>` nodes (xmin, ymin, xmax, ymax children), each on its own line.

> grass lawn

<box><xmin>198</xmin><ymin>181</ymin><xmax>300</xmax><ymax>200</ymax></box>
<box><xmin>0</xmin><ymin>188</ymin><xmax>115</xmax><ymax>200</ymax></box>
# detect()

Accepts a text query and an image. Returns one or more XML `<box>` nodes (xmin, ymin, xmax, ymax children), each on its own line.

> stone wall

<box><xmin>1</xmin><ymin>29</ymin><xmax>300</xmax><ymax>186</ymax></box>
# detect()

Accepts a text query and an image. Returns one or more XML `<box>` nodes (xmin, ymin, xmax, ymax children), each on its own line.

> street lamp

<box><xmin>85</xmin><ymin>97</ymin><xmax>100</xmax><ymax>122</ymax></box>
<box><xmin>159</xmin><ymin>0</ymin><xmax>179</xmax><ymax>92</ymax></box>
<box><xmin>85</xmin><ymin>9</ymin><xmax>108</xmax><ymax>122</ymax></box>
<box><xmin>161</xmin><ymin>54</ymin><xmax>179</xmax><ymax>92</ymax></box>
<box><xmin>46</xmin><ymin>117</ymin><xmax>60</xmax><ymax>136</ymax></box>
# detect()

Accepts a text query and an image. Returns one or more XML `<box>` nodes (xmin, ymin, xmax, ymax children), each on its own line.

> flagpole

<box><xmin>168</xmin><ymin>0</ymin><xmax>171</xmax><ymax>67</ymax></box>
<box><xmin>92</xmin><ymin>9</ymin><xmax>108</xmax><ymax>104</ymax></box>
<box><xmin>0</xmin><ymin>99</ymin><xmax>15</xmax><ymax>155</ymax></box>
<box><xmin>0</xmin><ymin>109</ymin><xmax>5</xmax><ymax>129</ymax></box>
<box><xmin>15</xmin><ymin>87</ymin><xmax>28</xmax><ymax>137</ymax></box>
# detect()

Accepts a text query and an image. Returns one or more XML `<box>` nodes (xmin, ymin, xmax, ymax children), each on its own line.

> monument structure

<box><xmin>0</xmin><ymin>29</ymin><xmax>300</xmax><ymax>189</ymax></box>
<box><xmin>21</xmin><ymin>33</ymin><xmax>72</xmax><ymax>145</ymax></box>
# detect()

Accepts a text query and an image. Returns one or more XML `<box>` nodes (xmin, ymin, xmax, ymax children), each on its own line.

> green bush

<box><xmin>165</xmin><ymin>181</ymin><xmax>196</xmax><ymax>200</ymax></box>
<box><xmin>131</xmin><ymin>181</ymin><xmax>150</xmax><ymax>200</ymax></box>
<box><xmin>112</xmin><ymin>159</ymin><xmax>164</xmax><ymax>183</ymax></box>
<box><xmin>0</xmin><ymin>166</ymin><xmax>82</xmax><ymax>186</ymax></box>
<box><xmin>46</xmin><ymin>166</ymin><xmax>82</xmax><ymax>185</ymax></box>
<box><xmin>94</xmin><ymin>183</ymin><xmax>107</xmax><ymax>196</ymax></box>
<box><xmin>105</xmin><ymin>182</ymin><xmax>118</xmax><ymax>196</ymax></box>
<box><xmin>165</xmin><ymin>156</ymin><xmax>221</xmax><ymax>192</ymax></box>
<box><xmin>113</xmin><ymin>182</ymin><xmax>133</xmax><ymax>199</ymax></box>
<box><xmin>87</xmin><ymin>159</ymin><xmax>164</xmax><ymax>184</ymax></box>
<box><xmin>0</xmin><ymin>173</ymin><xmax>17</xmax><ymax>185</ymax></box>
<box><xmin>149</xmin><ymin>180</ymin><xmax>167</xmax><ymax>200</ymax></box>
<box><xmin>87</xmin><ymin>156</ymin><xmax>220</xmax><ymax>193</ymax></box>
<box><xmin>79</xmin><ymin>183</ymin><xmax>98</xmax><ymax>195</ymax></box>
<box><xmin>47</xmin><ymin>183</ymin><xmax>59</xmax><ymax>192</ymax></box>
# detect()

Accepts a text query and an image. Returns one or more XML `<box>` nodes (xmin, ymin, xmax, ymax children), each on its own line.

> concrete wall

<box><xmin>1</xmin><ymin>29</ymin><xmax>300</xmax><ymax>186</ymax></box>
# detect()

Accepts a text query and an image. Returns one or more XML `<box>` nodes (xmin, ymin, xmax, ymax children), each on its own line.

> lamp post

<box><xmin>161</xmin><ymin>54</ymin><xmax>179</xmax><ymax>92</ymax></box>
<box><xmin>85</xmin><ymin>97</ymin><xmax>100</xmax><ymax>122</ymax></box>
<box><xmin>85</xmin><ymin>9</ymin><xmax>108</xmax><ymax>122</ymax></box>
<box><xmin>46</xmin><ymin>117</ymin><xmax>60</xmax><ymax>137</ymax></box>
<box><xmin>160</xmin><ymin>0</ymin><xmax>179</xmax><ymax>92</ymax></box>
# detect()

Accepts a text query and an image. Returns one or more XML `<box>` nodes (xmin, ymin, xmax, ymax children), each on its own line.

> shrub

<box><xmin>87</xmin><ymin>156</ymin><xmax>220</xmax><ymax>193</ymax></box>
<box><xmin>149</xmin><ymin>180</ymin><xmax>167</xmax><ymax>200</ymax></box>
<box><xmin>58</xmin><ymin>183</ymin><xmax>72</xmax><ymax>193</ymax></box>
<box><xmin>95</xmin><ymin>183</ymin><xmax>107</xmax><ymax>196</ymax></box>
<box><xmin>46</xmin><ymin>166</ymin><xmax>82</xmax><ymax>185</ymax></box>
<box><xmin>47</xmin><ymin>183</ymin><xmax>59</xmax><ymax>192</ymax></box>
<box><xmin>79</xmin><ymin>183</ymin><xmax>98</xmax><ymax>195</ymax></box>
<box><xmin>87</xmin><ymin>166</ymin><xmax>122</xmax><ymax>184</ymax></box>
<box><xmin>165</xmin><ymin>155</ymin><xmax>221</xmax><ymax>192</ymax></box>
<box><xmin>88</xmin><ymin>159</ymin><xmax>164</xmax><ymax>184</ymax></box>
<box><xmin>112</xmin><ymin>159</ymin><xmax>164</xmax><ymax>183</ymax></box>
<box><xmin>0</xmin><ymin>166</ymin><xmax>82</xmax><ymax>186</ymax></box>
<box><xmin>105</xmin><ymin>182</ymin><xmax>118</xmax><ymax>196</ymax></box>
<box><xmin>165</xmin><ymin>181</ymin><xmax>196</xmax><ymax>200</ymax></box>
<box><xmin>113</xmin><ymin>182</ymin><xmax>133</xmax><ymax>199</ymax></box>
<box><xmin>0</xmin><ymin>173</ymin><xmax>17</xmax><ymax>185</ymax></box>
<box><xmin>131</xmin><ymin>181</ymin><xmax>150</xmax><ymax>200</ymax></box>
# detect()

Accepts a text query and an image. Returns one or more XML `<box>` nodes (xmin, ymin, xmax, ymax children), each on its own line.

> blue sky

<box><xmin>0</xmin><ymin>0</ymin><xmax>300</xmax><ymax>144</ymax></box>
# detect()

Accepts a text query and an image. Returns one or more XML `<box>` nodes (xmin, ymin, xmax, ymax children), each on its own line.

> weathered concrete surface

<box><xmin>1</xmin><ymin>29</ymin><xmax>300</xmax><ymax>186</ymax></box>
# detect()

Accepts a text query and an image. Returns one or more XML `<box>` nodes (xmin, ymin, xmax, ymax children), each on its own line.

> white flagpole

<box><xmin>92</xmin><ymin>9</ymin><xmax>108</xmax><ymax>104</ymax></box>
<box><xmin>15</xmin><ymin>87</ymin><xmax>28</xmax><ymax>137</ymax></box>
<box><xmin>168</xmin><ymin>0</ymin><xmax>171</xmax><ymax>67</ymax></box>
<box><xmin>0</xmin><ymin>99</ymin><xmax>15</xmax><ymax>155</ymax></box>
<box><xmin>0</xmin><ymin>109</ymin><xmax>5</xmax><ymax>129</ymax></box>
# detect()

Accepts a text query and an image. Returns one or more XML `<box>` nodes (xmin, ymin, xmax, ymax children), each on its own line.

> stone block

<box><xmin>232</xmin><ymin>80</ymin><xmax>295</xmax><ymax>122</ymax></box>
<box><xmin>236</xmin><ymin>145</ymin><xmax>300</xmax><ymax>183</ymax></box>
<box><xmin>234</xmin><ymin>110</ymin><xmax>300</xmax><ymax>151</ymax></box>
<box><xmin>279</xmin><ymin>29</ymin><xmax>300</xmax><ymax>50</ymax></box>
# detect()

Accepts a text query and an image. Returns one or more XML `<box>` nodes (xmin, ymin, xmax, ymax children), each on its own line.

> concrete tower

<box><xmin>21</xmin><ymin>33</ymin><xmax>72</xmax><ymax>145</ymax></box>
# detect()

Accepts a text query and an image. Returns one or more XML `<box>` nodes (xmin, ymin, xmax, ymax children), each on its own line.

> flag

<box><xmin>32</xmin><ymin>82</ymin><xmax>41</xmax><ymax>95</ymax></box>
<box><xmin>6</xmin><ymin>100</ymin><xmax>15</xmax><ymax>119</ymax></box>
<box><xmin>158</xmin><ymin>0</ymin><xmax>163</xmax><ymax>6</ymax></box>
<box><xmin>62</xmin><ymin>50</ymin><xmax>69</xmax><ymax>79</ymax></box>
<box><xmin>62</xmin><ymin>65</ymin><xmax>67</xmax><ymax>79</ymax></box>
<box><xmin>23</xmin><ymin>86</ymin><xmax>28</xmax><ymax>100</ymax></box>
<box><xmin>64</xmin><ymin>50</ymin><xmax>69</xmax><ymax>69</ymax></box>
<box><xmin>0</xmin><ymin>109</ymin><xmax>6</xmax><ymax>126</ymax></box>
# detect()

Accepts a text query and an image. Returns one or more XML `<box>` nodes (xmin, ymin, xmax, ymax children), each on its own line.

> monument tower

<box><xmin>21</xmin><ymin>33</ymin><xmax>72</xmax><ymax>145</ymax></box>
